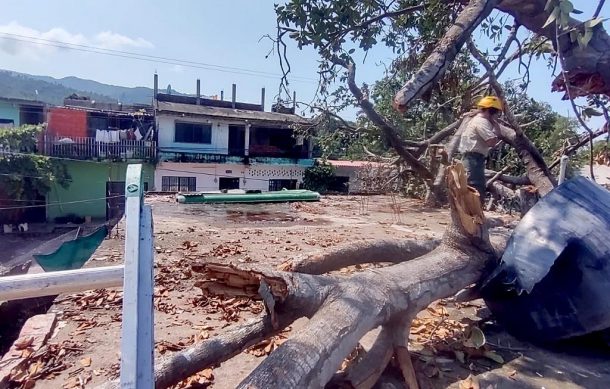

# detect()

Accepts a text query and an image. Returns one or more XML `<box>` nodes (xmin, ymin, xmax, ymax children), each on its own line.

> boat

<box><xmin>176</xmin><ymin>189</ymin><xmax>321</xmax><ymax>204</ymax></box>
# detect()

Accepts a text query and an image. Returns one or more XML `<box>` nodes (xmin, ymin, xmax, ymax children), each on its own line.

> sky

<box><xmin>0</xmin><ymin>0</ymin><xmax>607</xmax><ymax>129</ymax></box>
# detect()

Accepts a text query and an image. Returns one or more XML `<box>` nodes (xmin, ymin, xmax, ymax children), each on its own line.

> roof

<box><xmin>0</xmin><ymin>96</ymin><xmax>46</xmax><ymax>107</ymax></box>
<box><xmin>325</xmin><ymin>159</ymin><xmax>389</xmax><ymax>168</ymax></box>
<box><xmin>156</xmin><ymin>101</ymin><xmax>310</xmax><ymax>126</ymax></box>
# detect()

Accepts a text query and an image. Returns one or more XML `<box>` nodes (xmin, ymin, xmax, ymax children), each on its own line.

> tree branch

<box><xmin>594</xmin><ymin>0</ymin><xmax>606</xmax><ymax>19</ymax></box>
<box><xmin>393</xmin><ymin>0</ymin><xmax>499</xmax><ymax>111</ymax></box>
<box><xmin>331</xmin><ymin>56</ymin><xmax>434</xmax><ymax>180</ymax></box>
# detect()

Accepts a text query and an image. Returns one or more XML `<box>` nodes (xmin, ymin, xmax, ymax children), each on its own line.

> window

<box><xmin>175</xmin><ymin>122</ymin><xmax>212</xmax><ymax>144</ymax></box>
<box><xmin>269</xmin><ymin>179</ymin><xmax>297</xmax><ymax>191</ymax></box>
<box><xmin>161</xmin><ymin>176</ymin><xmax>196</xmax><ymax>192</ymax></box>
<box><xmin>219</xmin><ymin>177</ymin><xmax>240</xmax><ymax>190</ymax></box>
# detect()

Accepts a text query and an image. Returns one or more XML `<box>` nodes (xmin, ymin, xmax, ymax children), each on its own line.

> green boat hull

<box><xmin>177</xmin><ymin>189</ymin><xmax>320</xmax><ymax>204</ymax></box>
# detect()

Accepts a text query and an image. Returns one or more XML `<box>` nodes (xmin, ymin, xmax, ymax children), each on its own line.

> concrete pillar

<box><xmin>261</xmin><ymin>87</ymin><xmax>265</xmax><ymax>111</ymax></box>
<box><xmin>196</xmin><ymin>79</ymin><xmax>201</xmax><ymax>105</ymax></box>
<box><xmin>232</xmin><ymin>84</ymin><xmax>237</xmax><ymax>108</ymax></box>
<box><xmin>244</xmin><ymin>123</ymin><xmax>251</xmax><ymax>156</ymax></box>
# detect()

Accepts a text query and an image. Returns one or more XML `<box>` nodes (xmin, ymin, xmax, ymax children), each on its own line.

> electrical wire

<box><xmin>0</xmin><ymin>195</ymin><xmax>123</xmax><ymax>210</ymax></box>
<box><xmin>0</xmin><ymin>33</ymin><xmax>317</xmax><ymax>83</ymax></box>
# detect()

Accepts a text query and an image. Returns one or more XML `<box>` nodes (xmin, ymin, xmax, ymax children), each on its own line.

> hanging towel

<box><xmin>95</xmin><ymin>129</ymin><xmax>104</xmax><ymax>142</ymax></box>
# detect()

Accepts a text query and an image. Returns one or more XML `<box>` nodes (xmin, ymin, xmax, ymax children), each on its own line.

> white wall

<box><xmin>155</xmin><ymin>162</ymin><xmax>307</xmax><ymax>192</ymax></box>
<box><xmin>157</xmin><ymin>115</ymin><xmax>231</xmax><ymax>154</ymax></box>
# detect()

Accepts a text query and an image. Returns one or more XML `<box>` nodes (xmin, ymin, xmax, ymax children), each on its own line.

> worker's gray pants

<box><xmin>462</xmin><ymin>152</ymin><xmax>486</xmax><ymax>202</ymax></box>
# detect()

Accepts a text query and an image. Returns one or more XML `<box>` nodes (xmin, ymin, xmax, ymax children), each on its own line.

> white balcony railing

<box><xmin>42</xmin><ymin>136</ymin><xmax>157</xmax><ymax>161</ymax></box>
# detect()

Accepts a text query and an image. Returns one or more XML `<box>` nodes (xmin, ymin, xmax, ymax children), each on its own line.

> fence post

<box><xmin>120</xmin><ymin>164</ymin><xmax>155</xmax><ymax>388</ymax></box>
<box><xmin>559</xmin><ymin>155</ymin><xmax>569</xmax><ymax>185</ymax></box>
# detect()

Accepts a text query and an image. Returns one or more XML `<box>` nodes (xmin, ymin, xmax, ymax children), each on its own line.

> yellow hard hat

<box><xmin>477</xmin><ymin>96</ymin><xmax>503</xmax><ymax>111</ymax></box>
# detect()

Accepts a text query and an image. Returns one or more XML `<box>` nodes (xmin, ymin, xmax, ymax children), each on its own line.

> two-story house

<box><xmin>154</xmin><ymin>77</ymin><xmax>313</xmax><ymax>193</ymax></box>
<box><xmin>40</xmin><ymin>97</ymin><xmax>157</xmax><ymax>222</ymax></box>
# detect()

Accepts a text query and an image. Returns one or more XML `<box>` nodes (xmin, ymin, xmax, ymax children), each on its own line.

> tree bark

<box><xmin>393</xmin><ymin>0</ymin><xmax>499</xmax><ymax>111</ymax></box>
<box><xmin>229</xmin><ymin>164</ymin><xmax>500</xmax><ymax>388</ymax></box>
<box><xmin>497</xmin><ymin>0</ymin><xmax>610</xmax><ymax>97</ymax></box>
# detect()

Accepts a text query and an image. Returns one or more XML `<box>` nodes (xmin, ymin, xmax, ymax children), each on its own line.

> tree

<box><xmin>0</xmin><ymin>125</ymin><xmax>70</xmax><ymax>223</ymax></box>
<box><xmin>143</xmin><ymin>1</ymin><xmax>610</xmax><ymax>387</ymax></box>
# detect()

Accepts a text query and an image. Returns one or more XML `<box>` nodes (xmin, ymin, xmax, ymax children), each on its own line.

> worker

<box><xmin>458</xmin><ymin>96</ymin><xmax>503</xmax><ymax>201</ymax></box>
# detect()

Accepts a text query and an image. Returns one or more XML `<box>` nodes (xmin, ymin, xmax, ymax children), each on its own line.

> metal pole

<box><xmin>120</xmin><ymin>164</ymin><xmax>155</xmax><ymax>388</ymax></box>
<box><xmin>559</xmin><ymin>155</ymin><xmax>569</xmax><ymax>184</ymax></box>
<box><xmin>0</xmin><ymin>266</ymin><xmax>124</xmax><ymax>301</ymax></box>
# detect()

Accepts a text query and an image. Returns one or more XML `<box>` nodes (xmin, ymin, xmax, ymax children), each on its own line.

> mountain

<box><xmin>0</xmin><ymin>70</ymin><xmax>183</xmax><ymax>106</ymax></box>
<box><xmin>0</xmin><ymin>70</ymin><xmax>114</xmax><ymax>105</ymax></box>
<box><xmin>29</xmin><ymin>74</ymin><xmax>156</xmax><ymax>104</ymax></box>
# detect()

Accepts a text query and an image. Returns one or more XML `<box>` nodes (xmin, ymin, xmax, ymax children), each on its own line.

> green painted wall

<box><xmin>46</xmin><ymin>161</ymin><xmax>154</xmax><ymax>221</ymax></box>
<box><xmin>0</xmin><ymin>101</ymin><xmax>20</xmax><ymax>126</ymax></box>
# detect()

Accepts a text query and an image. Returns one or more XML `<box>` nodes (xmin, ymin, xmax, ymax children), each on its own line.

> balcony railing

<box><xmin>42</xmin><ymin>136</ymin><xmax>157</xmax><ymax>161</ymax></box>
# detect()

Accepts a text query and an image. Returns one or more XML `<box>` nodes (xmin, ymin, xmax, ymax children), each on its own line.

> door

<box><xmin>106</xmin><ymin>181</ymin><xmax>125</xmax><ymax>221</ymax></box>
<box><xmin>219</xmin><ymin>177</ymin><xmax>240</xmax><ymax>191</ymax></box>
<box><xmin>228</xmin><ymin>125</ymin><xmax>246</xmax><ymax>156</ymax></box>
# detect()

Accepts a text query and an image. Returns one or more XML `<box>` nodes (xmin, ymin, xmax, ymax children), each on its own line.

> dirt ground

<box><xmin>13</xmin><ymin>194</ymin><xmax>610</xmax><ymax>388</ymax></box>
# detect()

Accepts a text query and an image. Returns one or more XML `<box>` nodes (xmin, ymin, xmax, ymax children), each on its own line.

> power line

<box><xmin>0</xmin><ymin>195</ymin><xmax>123</xmax><ymax>210</ymax></box>
<box><xmin>0</xmin><ymin>32</ymin><xmax>317</xmax><ymax>84</ymax></box>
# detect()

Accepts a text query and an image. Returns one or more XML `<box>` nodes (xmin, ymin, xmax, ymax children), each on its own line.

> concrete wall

<box><xmin>46</xmin><ymin>161</ymin><xmax>155</xmax><ymax>221</ymax></box>
<box><xmin>155</xmin><ymin>161</ymin><xmax>306</xmax><ymax>192</ymax></box>
<box><xmin>0</xmin><ymin>101</ymin><xmax>20</xmax><ymax>127</ymax></box>
<box><xmin>157</xmin><ymin>115</ymin><xmax>231</xmax><ymax>154</ymax></box>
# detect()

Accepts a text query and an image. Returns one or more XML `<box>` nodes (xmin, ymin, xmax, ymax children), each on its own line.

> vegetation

<box><xmin>0</xmin><ymin>125</ymin><xmax>70</xmax><ymax>223</ymax></box>
<box><xmin>302</xmin><ymin>162</ymin><xmax>337</xmax><ymax>193</ymax></box>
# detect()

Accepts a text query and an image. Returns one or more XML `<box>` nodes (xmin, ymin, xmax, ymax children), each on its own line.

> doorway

<box><xmin>219</xmin><ymin>177</ymin><xmax>240</xmax><ymax>191</ymax></box>
<box><xmin>228</xmin><ymin>125</ymin><xmax>246</xmax><ymax>156</ymax></box>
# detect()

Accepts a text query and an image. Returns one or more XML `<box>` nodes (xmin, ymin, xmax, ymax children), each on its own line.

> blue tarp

<box><xmin>482</xmin><ymin>177</ymin><xmax>610</xmax><ymax>342</ymax></box>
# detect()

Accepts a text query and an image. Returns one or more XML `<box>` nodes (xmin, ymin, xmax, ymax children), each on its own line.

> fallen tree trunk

<box><xmin>148</xmin><ymin>163</ymin><xmax>507</xmax><ymax>388</ymax></box>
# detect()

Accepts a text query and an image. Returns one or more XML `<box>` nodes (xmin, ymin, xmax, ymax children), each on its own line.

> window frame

<box><xmin>174</xmin><ymin>121</ymin><xmax>212</xmax><ymax>144</ymax></box>
<box><xmin>161</xmin><ymin>176</ymin><xmax>197</xmax><ymax>192</ymax></box>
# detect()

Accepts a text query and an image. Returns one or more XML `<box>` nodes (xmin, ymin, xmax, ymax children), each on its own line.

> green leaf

<box><xmin>543</xmin><ymin>7</ymin><xmax>560</xmax><ymax>29</ymax></box>
<box><xmin>544</xmin><ymin>0</ymin><xmax>556</xmax><ymax>12</ymax></box>
<box><xmin>583</xmin><ymin>107</ymin><xmax>603</xmax><ymax>117</ymax></box>
<box><xmin>463</xmin><ymin>327</ymin><xmax>486</xmax><ymax>349</ymax></box>
<box><xmin>559</xmin><ymin>0</ymin><xmax>573</xmax><ymax>14</ymax></box>
<box><xmin>585</xmin><ymin>17</ymin><xmax>605</xmax><ymax>28</ymax></box>
<box><xmin>484</xmin><ymin>351</ymin><xmax>505</xmax><ymax>364</ymax></box>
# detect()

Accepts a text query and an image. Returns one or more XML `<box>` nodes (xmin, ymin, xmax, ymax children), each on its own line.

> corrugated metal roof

<box><xmin>156</xmin><ymin>101</ymin><xmax>310</xmax><ymax>125</ymax></box>
<box><xmin>325</xmin><ymin>159</ymin><xmax>387</xmax><ymax>168</ymax></box>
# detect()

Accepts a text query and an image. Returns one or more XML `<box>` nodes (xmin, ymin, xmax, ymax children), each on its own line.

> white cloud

<box><xmin>170</xmin><ymin>64</ymin><xmax>185</xmax><ymax>73</ymax></box>
<box><xmin>0</xmin><ymin>21</ymin><xmax>154</xmax><ymax>59</ymax></box>
<box><xmin>94</xmin><ymin>31</ymin><xmax>153</xmax><ymax>50</ymax></box>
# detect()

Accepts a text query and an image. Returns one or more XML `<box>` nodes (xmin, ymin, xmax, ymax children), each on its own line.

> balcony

<box><xmin>42</xmin><ymin>136</ymin><xmax>156</xmax><ymax>162</ymax></box>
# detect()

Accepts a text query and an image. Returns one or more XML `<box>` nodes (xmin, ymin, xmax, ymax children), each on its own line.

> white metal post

<box><xmin>120</xmin><ymin>164</ymin><xmax>155</xmax><ymax>388</ymax></box>
<box><xmin>559</xmin><ymin>155</ymin><xmax>569</xmax><ymax>185</ymax></box>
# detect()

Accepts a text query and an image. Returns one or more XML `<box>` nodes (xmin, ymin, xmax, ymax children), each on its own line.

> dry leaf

<box><xmin>80</xmin><ymin>357</ymin><xmax>92</xmax><ymax>367</ymax></box>
<box><xmin>459</xmin><ymin>374</ymin><xmax>480</xmax><ymax>389</ymax></box>
<box><xmin>201</xmin><ymin>368</ymin><xmax>214</xmax><ymax>380</ymax></box>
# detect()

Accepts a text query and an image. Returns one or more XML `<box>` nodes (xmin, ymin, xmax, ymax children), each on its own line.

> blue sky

<box><xmin>0</xmin><ymin>0</ymin><xmax>607</xmax><ymax>128</ymax></box>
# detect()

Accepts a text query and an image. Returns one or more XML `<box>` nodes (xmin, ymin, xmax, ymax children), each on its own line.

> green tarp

<box><xmin>34</xmin><ymin>226</ymin><xmax>108</xmax><ymax>272</ymax></box>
